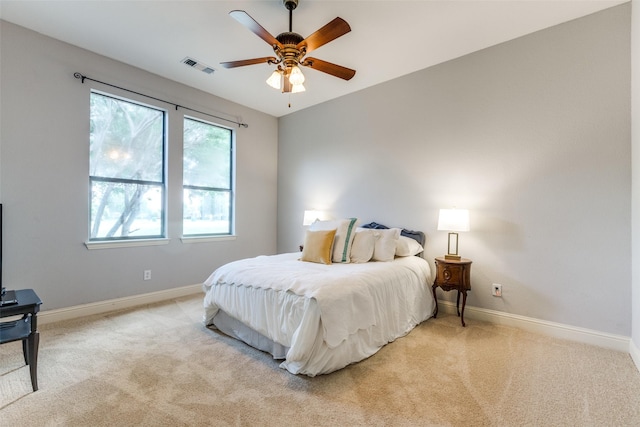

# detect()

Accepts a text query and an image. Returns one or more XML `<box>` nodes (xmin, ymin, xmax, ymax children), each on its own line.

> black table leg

<box><xmin>28</xmin><ymin>331</ymin><xmax>39</xmax><ymax>391</ymax></box>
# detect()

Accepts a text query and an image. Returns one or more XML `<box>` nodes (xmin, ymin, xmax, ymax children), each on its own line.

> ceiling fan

<box><xmin>220</xmin><ymin>0</ymin><xmax>356</xmax><ymax>94</ymax></box>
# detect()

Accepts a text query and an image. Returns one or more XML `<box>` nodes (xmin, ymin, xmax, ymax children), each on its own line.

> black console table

<box><xmin>0</xmin><ymin>289</ymin><xmax>43</xmax><ymax>391</ymax></box>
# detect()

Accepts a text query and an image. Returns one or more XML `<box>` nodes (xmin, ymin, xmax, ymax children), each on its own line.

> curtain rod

<box><xmin>73</xmin><ymin>72</ymin><xmax>249</xmax><ymax>128</ymax></box>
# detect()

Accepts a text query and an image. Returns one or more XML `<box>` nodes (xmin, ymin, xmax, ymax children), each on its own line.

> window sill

<box><xmin>181</xmin><ymin>235</ymin><xmax>236</xmax><ymax>244</ymax></box>
<box><xmin>84</xmin><ymin>238</ymin><xmax>170</xmax><ymax>250</ymax></box>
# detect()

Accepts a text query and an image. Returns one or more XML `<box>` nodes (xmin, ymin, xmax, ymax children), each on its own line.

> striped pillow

<box><xmin>309</xmin><ymin>218</ymin><xmax>358</xmax><ymax>263</ymax></box>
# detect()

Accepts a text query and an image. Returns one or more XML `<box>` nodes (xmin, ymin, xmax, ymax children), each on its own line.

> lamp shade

<box><xmin>289</xmin><ymin>65</ymin><xmax>305</xmax><ymax>85</ymax></box>
<box><xmin>266</xmin><ymin>70</ymin><xmax>282</xmax><ymax>90</ymax></box>
<box><xmin>437</xmin><ymin>208</ymin><xmax>470</xmax><ymax>232</ymax></box>
<box><xmin>303</xmin><ymin>210</ymin><xmax>323</xmax><ymax>226</ymax></box>
<box><xmin>291</xmin><ymin>83</ymin><xmax>306</xmax><ymax>93</ymax></box>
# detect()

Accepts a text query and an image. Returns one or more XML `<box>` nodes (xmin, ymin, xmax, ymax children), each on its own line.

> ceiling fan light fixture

<box><xmin>289</xmin><ymin>65</ymin><xmax>305</xmax><ymax>85</ymax></box>
<box><xmin>291</xmin><ymin>83</ymin><xmax>306</xmax><ymax>93</ymax></box>
<box><xmin>266</xmin><ymin>70</ymin><xmax>282</xmax><ymax>90</ymax></box>
<box><xmin>223</xmin><ymin>1</ymin><xmax>355</xmax><ymax>98</ymax></box>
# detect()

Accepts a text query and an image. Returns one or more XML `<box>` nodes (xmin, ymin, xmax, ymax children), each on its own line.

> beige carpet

<box><xmin>1</xmin><ymin>294</ymin><xmax>639</xmax><ymax>426</ymax></box>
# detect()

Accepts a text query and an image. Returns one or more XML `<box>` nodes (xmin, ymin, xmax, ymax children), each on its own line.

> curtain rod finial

<box><xmin>73</xmin><ymin>72</ymin><xmax>86</xmax><ymax>83</ymax></box>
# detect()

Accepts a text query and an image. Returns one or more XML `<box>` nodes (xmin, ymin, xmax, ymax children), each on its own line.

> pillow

<box><xmin>350</xmin><ymin>229</ymin><xmax>376</xmax><ymax>263</ymax></box>
<box><xmin>396</xmin><ymin>235</ymin><xmax>424</xmax><ymax>257</ymax></box>
<box><xmin>310</xmin><ymin>218</ymin><xmax>358</xmax><ymax>263</ymax></box>
<box><xmin>300</xmin><ymin>229</ymin><xmax>337</xmax><ymax>265</ymax></box>
<box><xmin>372</xmin><ymin>228</ymin><xmax>401</xmax><ymax>262</ymax></box>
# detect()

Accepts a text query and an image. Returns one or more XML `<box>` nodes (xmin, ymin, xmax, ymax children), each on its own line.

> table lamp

<box><xmin>437</xmin><ymin>208</ymin><xmax>470</xmax><ymax>260</ymax></box>
<box><xmin>303</xmin><ymin>210</ymin><xmax>323</xmax><ymax>226</ymax></box>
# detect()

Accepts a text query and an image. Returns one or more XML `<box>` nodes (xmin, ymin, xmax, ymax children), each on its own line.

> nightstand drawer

<box><xmin>437</xmin><ymin>264</ymin><xmax>464</xmax><ymax>284</ymax></box>
<box><xmin>433</xmin><ymin>258</ymin><xmax>472</xmax><ymax>291</ymax></box>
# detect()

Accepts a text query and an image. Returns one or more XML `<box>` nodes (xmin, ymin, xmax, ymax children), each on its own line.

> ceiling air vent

<box><xmin>181</xmin><ymin>57</ymin><xmax>215</xmax><ymax>75</ymax></box>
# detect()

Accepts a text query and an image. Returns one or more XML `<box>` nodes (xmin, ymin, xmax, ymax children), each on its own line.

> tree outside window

<box><xmin>89</xmin><ymin>92</ymin><xmax>165</xmax><ymax>240</ymax></box>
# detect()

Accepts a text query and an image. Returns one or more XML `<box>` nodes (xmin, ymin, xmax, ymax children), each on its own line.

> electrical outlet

<box><xmin>492</xmin><ymin>283</ymin><xmax>502</xmax><ymax>297</ymax></box>
<box><xmin>143</xmin><ymin>270</ymin><xmax>151</xmax><ymax>281</ymax></box>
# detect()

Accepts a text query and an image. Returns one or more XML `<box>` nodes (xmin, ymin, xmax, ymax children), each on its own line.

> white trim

<box><xmin>84</xmin><ymin>238</ymin><xmax>170</xmax><ymax>250</ymax></box>
<box><xmin>181</xmin><ymin>235</ymin><xmax>236</xmax><ymax>244</ymax></box>
<box><xmin>630</xmin><ymin>338</ymin><xmax>640</xmax><ymax>372</ymax></box>
<box><xmin>38</xmin><ymin>284</ymin><xmax>203</xmax><ymax>325</ymax></box>
<box><xmin>437</xmin><ymin>300</ymin><xmax>630</xmax><ymax>352</ymax></box>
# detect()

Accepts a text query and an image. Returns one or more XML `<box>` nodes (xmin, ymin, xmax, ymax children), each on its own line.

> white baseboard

<box><xmin>437</xmin><ymin>300</ymin><xmax>631</xmax><ymax>353</ymax></box>
<box><xmin>630</xmin><ymin>338</ymin><xmax>640</xmax><ymax>373</ymax></box>
<box><xmin>38</xmin><ymin>284</ymin><xmax>203</xmax><ymax>325</ymax></box>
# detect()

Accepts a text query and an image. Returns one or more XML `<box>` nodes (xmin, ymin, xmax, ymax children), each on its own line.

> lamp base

<box><xmin>444</xmin><ymin>254</ymin><xmax>461</xmax><ymax>260</ymax></box>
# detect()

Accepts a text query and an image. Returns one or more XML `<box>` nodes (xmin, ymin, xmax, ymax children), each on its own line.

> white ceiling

<box><xmin>0</xmin><ymin>0</ymin><xmax>626</xmax><ymax>118</ymax></box>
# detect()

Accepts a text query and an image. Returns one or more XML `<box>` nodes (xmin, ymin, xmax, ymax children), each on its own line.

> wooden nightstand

<box><xmin>432</xmin><ymin>257</ymin><xmax>472</xmax><ymax>327</ymax></box>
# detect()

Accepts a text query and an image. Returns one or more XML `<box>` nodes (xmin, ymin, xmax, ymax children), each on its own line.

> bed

<box><xmin>202</xmin><ymin>221</ymin><xmax>435</xmax><ymax>376</ymax></box>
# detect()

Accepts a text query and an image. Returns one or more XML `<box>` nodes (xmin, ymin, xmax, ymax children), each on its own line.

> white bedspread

<box><xmin>202</xmin><ymin>252</ymin><xmax>434</xmax><ymax>375</ymax></box>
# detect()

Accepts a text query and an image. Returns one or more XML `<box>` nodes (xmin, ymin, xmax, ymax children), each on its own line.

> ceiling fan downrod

<box><xmin>283</xmin><ymin>0</ymin><xmax>298</xmax><ymax>32</ymax></box>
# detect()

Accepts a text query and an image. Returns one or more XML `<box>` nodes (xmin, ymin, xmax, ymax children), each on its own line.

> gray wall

<box><xmin>278</xmin><ymin>5</ymin><xmax>631</xmax><ymax>336</ymax></box>
<box><xmin>0</xmin><ymin>21</ymin><xmax>279</xmax><ymax>310</ymax></box>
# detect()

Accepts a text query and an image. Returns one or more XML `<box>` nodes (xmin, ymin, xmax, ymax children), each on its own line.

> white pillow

<box><xmin>372</xmin><ymin>228</ymin><xmax>401</xmax><ymax>262</ymax></box>
<box><xmin>310</xmin><ymin>218</ymin><xmax>358</xmax><ymax>263</ymax></box>
<box><xmin>350</xmin><ymin>229</ymin><xmax>376</xmax><ymax>263</ymax></box>
<box><xmin>396</xmin><ymin>235</ymin><xmax>424</xmax><ymax>257</ymax></box>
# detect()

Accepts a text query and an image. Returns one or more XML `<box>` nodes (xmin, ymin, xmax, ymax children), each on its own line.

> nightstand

<box><xmin>432</xmin><ymin>257</ymin><xmax>472</xmax><ymax>327</ymax></box>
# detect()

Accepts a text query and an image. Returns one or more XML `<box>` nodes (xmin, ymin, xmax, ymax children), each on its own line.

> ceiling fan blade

<box><xmin>301</xmin><ymin>57</ymin><xmax>356</xmax><ymax>81</ymax></box>
<box><xmin>297</xmin><ymin>17</ymin><xmax>351</xmax><ymax>54</ymax></box>
<box><xmin>230</xmin><ymin>10</ymin><xmax>283</xmax><ymax>49</ymax></box>
<box><xmin>220</xmin><ymin>57</ymin><xmax>277</xmax><ymax>68</ymax></box>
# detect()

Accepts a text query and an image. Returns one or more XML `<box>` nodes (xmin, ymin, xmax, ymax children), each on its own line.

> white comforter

<box><xmin>203</xmin><ymin>252</ymin><xmax>434</xmax><ymax>375</ymax></box>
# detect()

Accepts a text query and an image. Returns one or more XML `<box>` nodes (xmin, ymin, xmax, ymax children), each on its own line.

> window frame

<box><xmin>182</xmin><ymin>115</ymin><xmax>235</xmax><ymax>238</ymax></box>
<box><xmin>88</xmin><ymin>90</ymin><xmax>168</xmax><ymax>243</ymax></box>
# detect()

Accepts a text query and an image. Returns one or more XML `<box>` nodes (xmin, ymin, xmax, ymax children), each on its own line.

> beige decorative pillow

<box><xmin>350</xmin><ymin>229</ymin><xmax>376</xmax><ymax>263</ymax></box>
<box><xmin>300</xmin><ymin>229</ymin><xmax>337</xmax><ymax>265</ymax></box>
<box><xmin>372</xmin><ymin>228</ymin><xmax>401</xmax><ymax>262</ymax></box>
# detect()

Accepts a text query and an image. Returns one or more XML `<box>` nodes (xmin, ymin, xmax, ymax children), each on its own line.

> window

<box><xmin>89</xmin><ymin>92</ymin><xmax>166</xmax><ymax>240</ymax></box>
<box><xmin>183</xmin><ymin>117</ymin><xmax>233</xmax><ymax>236</ymax></box>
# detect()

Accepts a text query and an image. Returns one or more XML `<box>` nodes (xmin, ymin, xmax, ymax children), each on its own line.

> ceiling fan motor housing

<box><xmin>274</xmin><ymin>32</ymin><xmax>305</xmax><ymax>68</ymax></box>
<box><xmin>276</xmin><ymin>32</ymin><xmax>304</xmax><ymax>46</ymax></box>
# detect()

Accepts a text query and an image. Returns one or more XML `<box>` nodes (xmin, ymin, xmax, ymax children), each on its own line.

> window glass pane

<box><xmin>183</xmin><ymin>118</ymin><xmax>231</xmax><ymax>189</ymax></box>
<box><xmin>90</xmin><ymin>181</ymin><xmax>163</xmax><ymax>239</ymax></box>
<box><xmin>183</xmin><ymin>189</ymin><xmax>230</xmax><ymax>235</ymax></box>
<box><xmin>90</xmin><ymin>93</ymin><xmax>164</xmax><ymax>182</ymax></box>
<box><xmin>89</xmin><ymin>91</ymin><xmax>166</xmax><ymax>241</ymax></box>
<box><xmin>183</xmin><ymin>116</ymin><xmax>233</xmax><ymax>237</ymax></box>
